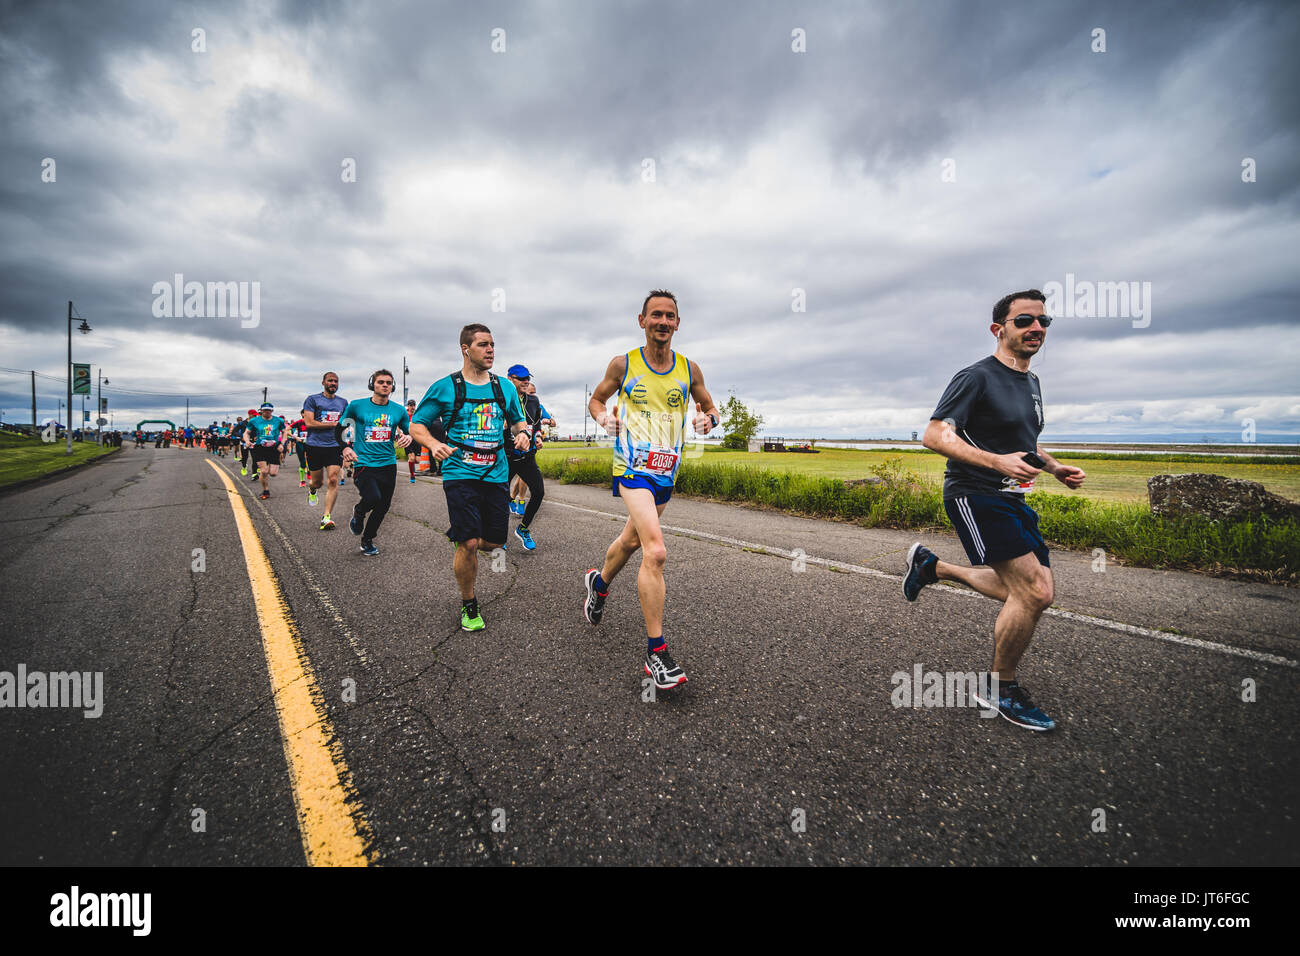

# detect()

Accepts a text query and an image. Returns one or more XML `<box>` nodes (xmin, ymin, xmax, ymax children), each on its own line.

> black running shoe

<box><xmin>645</xmin><ymin>648</ymin><xmax>687</xmax><ymax>689</ymax></box>
<box><xmin>902</xmin><ymin>542</ymin><xmax>938</xmax><ymax>602</ymax></box>
<box><xmin>583</xmin><ymin>569</ymin><xmax>607</xmax><ymax>625</ymax></box>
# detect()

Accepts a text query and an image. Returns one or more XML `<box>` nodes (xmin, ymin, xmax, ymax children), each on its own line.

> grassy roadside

<box><xmin>0</xmin><ymin>432</ymin><xmax>120</xmax><ymax>490</ymax></box>
<box><xmin>536</xmin><ymin>449</ymin><xmax>1299</xmax><ymax>584</ymax></box>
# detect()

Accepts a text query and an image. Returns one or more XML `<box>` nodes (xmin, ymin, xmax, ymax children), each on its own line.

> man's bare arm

<box><xmin>922</xmin><ymin>418</ymin><xmax>1040</xmax><ymax>482</ymax></box>
<box><xmin>589</xmin><ymin>355</ymin><xmax>627</xmax><ymax>433</ymax></box>
<box><xmin>686</xmin><ymin>360</ymin><xmax>720</xmax><ymax>433</ymax></box>
<box><xmin>302</xmin><ymin>409</ymin><xmax>334</xmax><ymax>432</ymax></box>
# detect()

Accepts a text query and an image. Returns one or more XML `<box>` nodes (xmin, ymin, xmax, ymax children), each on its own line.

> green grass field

<box><xmin>537</xmin><ymin>442</ymin><xmax>1300</xmax><ymax>503</ymax></box>
<box><xmin>533</xmin><ymin>441</ymin><xmax>1299</xmax><ymax>580</ymax></box>
<box><xmin>0</xmin><ymin>431</ymin><xmax>120</xmax><ymax>490</ymax></box>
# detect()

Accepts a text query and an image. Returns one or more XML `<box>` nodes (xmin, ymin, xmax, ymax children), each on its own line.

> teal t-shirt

<box><xmin>411</xmin><ymin>375</ymin><xmax>524</xmax><ymax>484</ymax></box>
<box><xmin>342</xmin><ymin>399</ymin><xmax>410</xmax><ymax>468</ymax></box>
<box><xmin>246</xmin><ymin>416</ymin><xmax>286</xmax><ymax>446</ymax></box>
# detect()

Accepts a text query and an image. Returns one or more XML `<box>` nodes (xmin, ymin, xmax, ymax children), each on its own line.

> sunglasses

<box><xmin>1008</xmin><ymin>314</ymin><xmax>1052</xmax><ymax>329</ymax></box>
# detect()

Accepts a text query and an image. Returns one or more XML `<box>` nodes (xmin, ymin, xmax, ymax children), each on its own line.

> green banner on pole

<box><xmin>73</xmin><ymin>363</ymin><xmax>91</xmax><ymax>395</ymax></box>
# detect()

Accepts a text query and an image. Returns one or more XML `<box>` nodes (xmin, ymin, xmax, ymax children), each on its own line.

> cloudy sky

<box><xmin>1</xmin><ymin>0</ymin><xmax>1297</xmax><ymax>440</ymax></box>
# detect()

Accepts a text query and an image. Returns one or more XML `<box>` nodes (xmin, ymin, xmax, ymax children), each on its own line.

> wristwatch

<box><xmin>708</xmin><ymin>412</ymin><xmax>719</xmax><ymax>428</ymax></box>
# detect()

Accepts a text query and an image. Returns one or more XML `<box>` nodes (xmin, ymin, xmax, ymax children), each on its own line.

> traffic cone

<box><xmin>418</xmin><ymin>447</ymin><xmax>431</xmax><ymax>473</ymax></box>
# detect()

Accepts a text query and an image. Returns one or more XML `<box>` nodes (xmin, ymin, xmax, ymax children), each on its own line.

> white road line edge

<box><xmin>550</xmin><ymin>499</ymin><xmax>1299</xmax><ymax>670</ymax></box>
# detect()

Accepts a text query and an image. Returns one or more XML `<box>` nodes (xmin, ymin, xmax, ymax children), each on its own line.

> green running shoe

<box><xmin>460</xmin><ymin>604</ymin><xmax>485</xmax><ymax>631</ymax></box>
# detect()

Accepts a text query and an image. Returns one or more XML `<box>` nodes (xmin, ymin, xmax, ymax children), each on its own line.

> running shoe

<box><xmin>349</xmin><ymin>512</ymin><xmax>363</xmax><ymax>536</ymax></box>
<box><xmin>360</xmin><ymin>539</ymin><xmax>379</xmax><ymax>556</ymax></box>
<box><xmin>320</xmin><ymin>514</ymin><xmax>335</xmax><ymax>531</ymax></box>
<box><xmin>339</xmin><ymin>477</ymin><xmax>346</xmax><ymax>486</ymax></box>
<box><xmin>461</xmin><ymin>604</ymin><xmax>485</xmax><ymax>631</ymax></box>
<box><xmin>509</xmin><ymin>500</ymin><xmax>523</xmax><ymax>517</ymax></box>
<box><xmin>409</xmin><ymin>477</ymin><xmax>416</xmax><ymax>484</ymax></box>
<box><xmin>240</xmin><ymin>465</ymin><xmax>247</xmax><ymax>476</ymax></box>
<box><xmin>583</xmin><ymin>569</ymin><xmax>607</xmax><ymax>625</ymax></box>
<box><xmin>902</xmin><ymin>542</ymin><xmax>938</xmax><ymax>602</ymax></box>
<box><xmin>308</xmin><ymin>488</ymin><xmax>318</xmax><ymax>506</ymax></box>
<box><xmin>258</xmin><ymin>491</ymin><xmax>270</xmax><ymax>500</ymax></box>
<box><xmin>514</xmin><ymin>526</ymin><xmax>537</xmax><ymax>551</ymax></box>
<box><xmin>645</xmin><ymin>649</ymin><xmax>687</xmax><ymax>689</ymax></box>
<box><xmin>972</xmin><ymin>681</ymin><xmax>1056</xmax><ymax>732</ymax></box>
<box><xmin>299</xmin><ymin>480</ymin><xmax>307</xmax><ymax>488</ymax></box>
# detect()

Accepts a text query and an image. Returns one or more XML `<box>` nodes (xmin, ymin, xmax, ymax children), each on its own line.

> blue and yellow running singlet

<box><xmin>611</xmin><ymin>348</ymin><xmax>691</xmax><ymax>488</ymax></box>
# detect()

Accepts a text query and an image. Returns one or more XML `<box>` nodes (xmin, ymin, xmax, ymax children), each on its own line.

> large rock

<box><xmin>1147</xmin><ymin>473</ymin><xmax>1300</xmax><ymax>522</ymax></box>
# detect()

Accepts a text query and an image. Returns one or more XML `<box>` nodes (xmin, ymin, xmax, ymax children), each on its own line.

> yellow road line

<box><xmin>207</xmin><ymin>460</ymin><xmax>372</xmax><ymax>866</ymax></box>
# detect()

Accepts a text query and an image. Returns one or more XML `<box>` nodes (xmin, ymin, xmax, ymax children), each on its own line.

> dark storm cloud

<box><xmin>0</xmin><ymin>0</ymin><xmax>1296</xmax><ymax>434</ymax></box>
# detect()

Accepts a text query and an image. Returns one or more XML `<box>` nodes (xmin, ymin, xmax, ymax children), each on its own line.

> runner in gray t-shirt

<box><xmin>301</xmin><ymin>371</ymin><xmax>349</xmax><ymax>529</ymax></box>
<box><xmin>899</xmin><ymin>289</ymin><xmax>1085</xmax><ymax>733</ymax></box>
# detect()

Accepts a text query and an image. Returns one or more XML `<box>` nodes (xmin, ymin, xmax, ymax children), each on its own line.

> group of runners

<box><xmin>160</xmin><ymin>286</ymin><xmax>1079</xmax><ymax>732</ymax></box>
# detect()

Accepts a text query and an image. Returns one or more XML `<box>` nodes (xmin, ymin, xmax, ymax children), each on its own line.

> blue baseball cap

<box><xmin>506</xmin><ymin>364</ymin><xmax>530</xmax><ymax>379</ymax></box>
<box><xmin>260</xmin><ymin>402</ymin><xmax>274</xmax><ymax>410</ymax></box>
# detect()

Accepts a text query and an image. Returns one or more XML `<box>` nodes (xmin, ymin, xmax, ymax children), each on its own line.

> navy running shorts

<box><xmin>944</xmin><ymin>493</ymin><xmax>1050</xmax><ymax>568</ymax></box>
<box><xmin>444</xmin><ymin>479</ymin><xmax>509</xmax><ymax>545</ymax></box>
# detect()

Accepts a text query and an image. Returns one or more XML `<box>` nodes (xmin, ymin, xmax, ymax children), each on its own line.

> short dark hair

<box><xmin>641</xmin><ymin>289</ymin><xmax>678</xmax><ymax>316</ymax></box>
<box><xmin>460</xmin><ymin>323</ymin><xmax>492</xmax><ymax>348</ymax></box>
<box><xmin>993</xmin><ymin>289</ymin><xmax>1046</xmax><ymax>325</ymax></box>
<box><xmin>370</xmin><ymin>368</ymin><xmax>394</xmax><ymax>387</ymax></box>
<box><xmin>322</xmin><ymin>371</ymin><xmax>338</xmax><ymax>382</ymax></box>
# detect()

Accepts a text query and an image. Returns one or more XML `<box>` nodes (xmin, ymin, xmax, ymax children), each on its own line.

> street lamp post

<box><xmin>403</xmin><ymin>357</ymin><xmax>409</xmax><ymax>406</ymax></box>
<box><xmin>66</xmin><ymin>301</ymin><xmax>91</xmax><ymax>455</ymax></box>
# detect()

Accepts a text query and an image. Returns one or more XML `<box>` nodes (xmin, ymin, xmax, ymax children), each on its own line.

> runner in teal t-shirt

<box><xmin>243</xmin><ymin>403</ymin><xmax>287</xmax><ymax>499</ymax></box>
<box><xmin>408</xmin><ymin>324</ymin><xmax>531</xmax><ymax>632</ymax></box>
<box><xmin>340</xmin><ymin>370</ymin><xmax>412</xmax><ymax>555</ymax></box>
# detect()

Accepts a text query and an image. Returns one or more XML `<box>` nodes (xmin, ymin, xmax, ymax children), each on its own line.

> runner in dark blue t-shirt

<box><xmin>901</xmin><ymin>289</ymin><xmax>1086</xmax><ymax>733</ymax></box>
<box><xmin>302</xmin><ymin>371</ymin><xmax>349</xmax><ymax>530</ymax></box>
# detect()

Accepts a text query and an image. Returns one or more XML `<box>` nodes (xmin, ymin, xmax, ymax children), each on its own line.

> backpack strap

<box><xmin>444</xmin><ymin>371</ymin><xmax>507</xmax><ymax>454</ymax></box>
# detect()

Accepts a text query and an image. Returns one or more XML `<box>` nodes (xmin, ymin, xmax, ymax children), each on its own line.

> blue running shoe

<box><xmin>902</xmin><ymin>542</ymin><xmax>938</xmax><ymax>602</ymax></box>
<box><xmin>360</xmin><ymin>539</ymin><xmax>379</xmax><ymax>556</ymax></box>
<box><xmin>514</xmin><ymin>525</ymin><xmax>536</xmax><ymax>551</ymax></box>
<box><xmin>974</xmin><ymin>681</ymin><xmax>1056</xmax><ymax>732</ymax></box>
<box><xmin>349</xmin><ymin>512</ymin><xmax>363</xmax><ymax>536</ymax></box>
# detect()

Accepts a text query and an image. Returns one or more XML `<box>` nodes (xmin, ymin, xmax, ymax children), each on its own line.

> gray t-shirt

<box><xmin>301</xmin><ymin>392</ymin><xmax>349</xmax><ymax>447</ymax></box>
<box><xmin>931</xmin><ymin>355</ymin><xmax>1044</xmax><ymax>499</ymax></box>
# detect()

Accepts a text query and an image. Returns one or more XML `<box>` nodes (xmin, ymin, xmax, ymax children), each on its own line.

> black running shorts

<box><xmin>306</xmin><ymin>445</ymin><xmax>343</xmax><ymax>471</ymax></box>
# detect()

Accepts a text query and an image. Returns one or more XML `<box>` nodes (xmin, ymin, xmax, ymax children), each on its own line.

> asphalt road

<box><xmin>2</xmin><ymin>444</ymin><xmax>1297</xmax><ymax>865</ymax></box>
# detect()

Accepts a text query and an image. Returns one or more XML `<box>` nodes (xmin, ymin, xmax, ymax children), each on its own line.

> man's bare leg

<box><xmin>454</xmin><ymin>538</ymin><xmax>481</xmax><ymax>599</ymax></box>
<box><xmin>935</xmin><ymin>561</ymin><xmax>1008</xmax><ymax>601</ymax></box>
<box><xmin>600</xmin><ymin>490</ymin><xmax>669</xmax><ymax>638</ymax></box>
<box><xmin>986</xmin><ymin>552</ymin><xmax>1054</xmax><ymax>682</ymax></box>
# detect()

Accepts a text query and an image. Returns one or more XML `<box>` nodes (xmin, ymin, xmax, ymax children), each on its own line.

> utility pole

<box><xmin>262</xmin><ymin>386</ymin><xmax>268</xmax><ymax>406</ymax></box>
<box><xmin>30</xmin><ymin>370</ymin><xmax>36</xmax><ymax>437</ymax></box>
<box><xmin>583</xmin><ymin>384</ymin><xmax>590</xmax><ymax>444</ymax></box>
<box><xmin>186</xmin><ymin>398</ymin><xmax>189</xmax><ymax>428</ymax></box>
<box><xmin>66</xmin><ymin>301</ymin><xmax>72</xmax><ymax>453</ymax></box>
<box><xmin>403</xmin><ymin>356</ymin><xmax>409</xmax><ymax>405</ymax></box>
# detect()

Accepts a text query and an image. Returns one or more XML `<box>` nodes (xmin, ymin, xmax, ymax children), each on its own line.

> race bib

<box><xmin>322</xmin><ymin>411</ymin><xmax>340</xmax><ymax>424</ymax></box>
<box><xmin>1001</xmin><ymin>476</ymin><xmax>1035</xmax><ymax>494</ymax></box>
<box><xmin>260</xmin><ymin>438</ymin><xmax>278</xmax><ymax>447</ymax></box>
<box><xmin>365</xmin><ymin>425</ymin><xmax>391</xmax><ymax>443</ymax></box>
<box><xmin>634</xmin><ymin>443</ymin><xmax>679</xmax><ymax>476</ymax></box>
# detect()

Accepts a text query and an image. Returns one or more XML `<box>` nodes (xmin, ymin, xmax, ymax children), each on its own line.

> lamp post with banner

<box><xmin>66</xmin><ymin>301</ymin><xmax>92</xmax><ymax>454</ymax></box>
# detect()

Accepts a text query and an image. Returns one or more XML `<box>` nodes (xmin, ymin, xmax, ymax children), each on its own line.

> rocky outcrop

<box><xmin>1148</xmin><ymin>473</ymin><xmax>1300</xmax><ymax>522</ymax></box>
